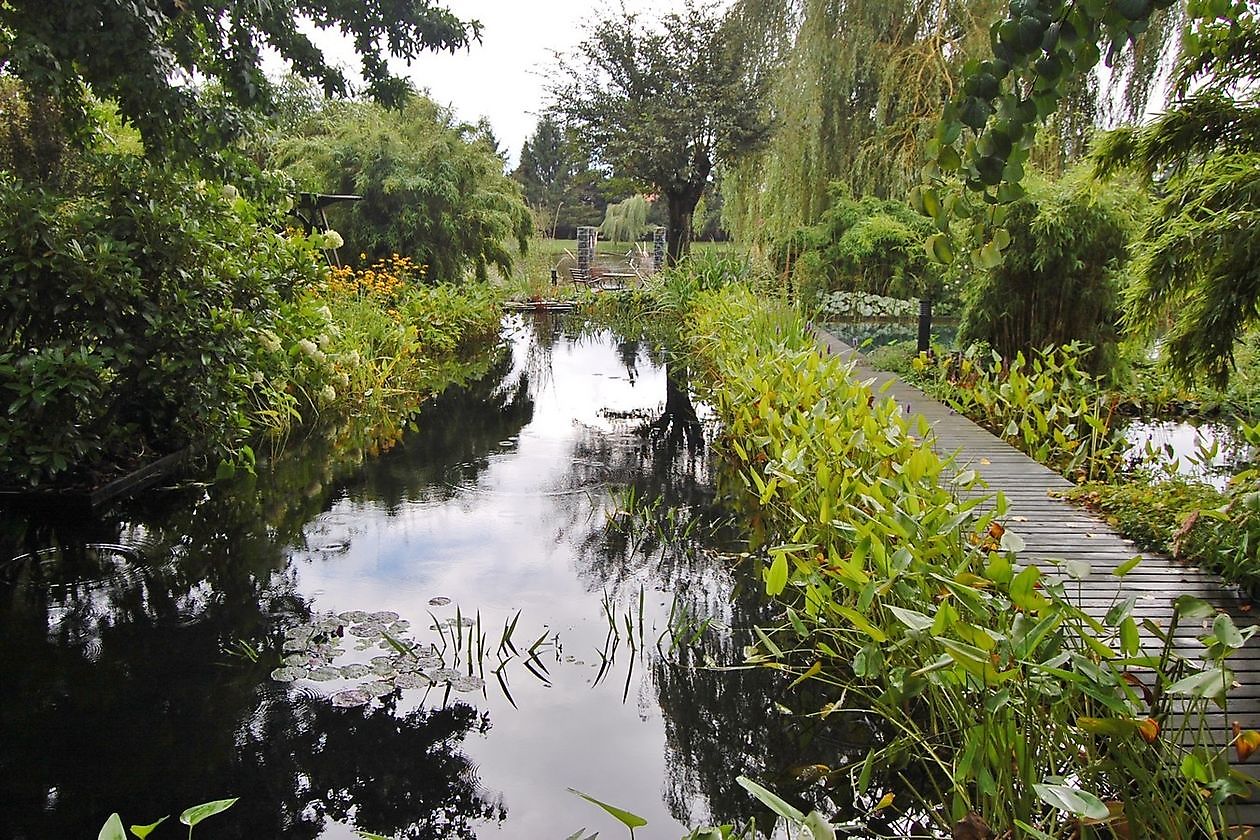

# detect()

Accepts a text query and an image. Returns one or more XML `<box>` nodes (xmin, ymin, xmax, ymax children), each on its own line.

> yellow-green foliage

<box><xmin>677</xmin><ymin>285</ymin><xmax>1250</xmax><ymax>837</ymax></box>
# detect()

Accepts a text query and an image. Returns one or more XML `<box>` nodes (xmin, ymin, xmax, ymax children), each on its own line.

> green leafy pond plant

<box><xmin>671</xmin><ymin>283</ymin><xmax>1260</xmax><ymax>838</ymax></box>
<box><xmin>99</xmin><ymin>798</ymin><xmax>237</xmax><ymax>840</ymax></box>
<box><xmin>907</xmin><ymin>341</ymin><xmax>1125</xmax><ymax>483</ymax></box>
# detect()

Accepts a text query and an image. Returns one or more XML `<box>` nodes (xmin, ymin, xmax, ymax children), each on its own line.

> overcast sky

<box><xmin>291</xmin><ymin>0</ymin><xmax>684</xmax><ymax>168</ymax></box>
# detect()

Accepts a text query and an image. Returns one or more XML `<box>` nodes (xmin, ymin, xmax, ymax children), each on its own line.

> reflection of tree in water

<box><xmin>0</xmin><ymin>339</ymin><xmax>524</xmax><ymax>838</ymax></box>
<box><xmin>0</xmin><ymin>559</ymin><xmax>503</xmax><ymax>838</ymax></box>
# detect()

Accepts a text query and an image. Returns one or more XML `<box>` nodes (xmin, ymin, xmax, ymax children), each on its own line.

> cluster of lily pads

<box><xmin>272</xmin><ymin>606</ymin><xmax>485</xmax><ymax>708</ymax></box>
<box><xmin>819</xmin><ymin>290</ymin><xmax>919</xmax><ymax>320</ymax></box>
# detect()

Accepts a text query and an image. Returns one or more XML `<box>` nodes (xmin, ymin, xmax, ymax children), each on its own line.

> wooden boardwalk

<box><xmin>817</xmin><ymin>331</ymin><xmax>1260</xmax><ymax>827</ymax></box>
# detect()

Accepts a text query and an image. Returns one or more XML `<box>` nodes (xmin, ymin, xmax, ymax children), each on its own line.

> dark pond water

<box><xmin>0</xmin><ymin>314</ymin><xmax>881</xmax><ymax>840</ymax></box>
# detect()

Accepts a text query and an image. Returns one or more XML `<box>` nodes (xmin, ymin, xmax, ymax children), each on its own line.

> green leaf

<box><xmin>736</xmin><ymin>776</ymin><xmax>805</xmax><ymax>823</ymax></box>
<box><xmin>1174</xmin><ymin>595</ymin><xmax>1215</xmax><ymax>620</ymax></box>
<box><xmin>926</xmin><ymin>233</ymin><xmax>954</xmax><ymax>264</ymax></box>
<box><xmin>803</xmin><ymin>810</ymin><xmax>837</xmax><ymax>840</ymax></box>
<box><xmin>98</xmin><ymin>814</ymin><xmax>127</xmax><ymax>840</ymax></box>
<box><xmin>1166</xmin><ymin>666</ymin><xmax>1232</xmax><ymax>701</ymax></box>
<box><xmin>887</xmin><ymin>605</ymin><xmax>933</xmax><ymax>633</ymax></box>
<box><xmin>1112</xmin><ymin>556</ymin><xmax>1142</xmax><ymax>577</ymax></box>
<box><xmin>179</xmin><ymin>798</ymin><xmax>238</xmax><ymax>828</ymax></box>
<box><xmin>1213</xmin><ymin>613</ymin><xmax>1244</xmax><ymax>649</ymax></box>
<box><xmin>1032</xmin><ymin>783</ymin><xmax>1109</xmax><ymax>820</ymax></box>
<box><xmin>129</xmin><ymin>817</ymin><xmax>168</xmax><ymax>839</ymax></box>
<box><xmin>569</xmin><ymin>789</ymin><xmax>648</xmax><ymax>831</ymax></box>
<box><xmin>833</xmin><ymin>605</ymin><xmax>887</xmax><ymax>643</ymax></box>
<box><xmin>766</xmin><ymin>553</ymin><xmax>789</xmax><ymax>597</ymax></box>
<box><xmin>1063</xmin><ymin>558</ymin><xmax>1090</xmax><ymax>580</ymax></box>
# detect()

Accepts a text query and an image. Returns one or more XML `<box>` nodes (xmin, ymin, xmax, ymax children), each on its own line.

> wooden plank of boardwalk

<box><xmin>816</xmin><ymin>330</ymin><xmax>1260</xmax><ymax>827</ymax></box>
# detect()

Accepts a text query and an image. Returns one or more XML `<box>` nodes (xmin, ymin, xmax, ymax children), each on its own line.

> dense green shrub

<box><xmin>275</xmin><ymin>95</ymin><xmax>531</xmax><ymax>282</ymax></box>
<box><xmin>771</xmin><ymin>184</ymin><xmax>943</xmax><ymax>307</ymax></box>
<box><xmin>958</xmin><ymin>171</ymin><xmax>1138</xmax><ymax>371</ymax></box>
<box><xmin>0</xmin><ymin>154</ymin><xmax>321</xmax><ymax>486</ymax></box>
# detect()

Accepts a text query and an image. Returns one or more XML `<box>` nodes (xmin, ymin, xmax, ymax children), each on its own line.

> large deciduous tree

<box><xmin>549</xmin><ymin>0</ymin><xmax>767</xmax><ymax>264</ymax></box>
<box><xmin>0</xmin><ymin>0</ymin><xmax>479</xmax><ymax>158</ymax></box>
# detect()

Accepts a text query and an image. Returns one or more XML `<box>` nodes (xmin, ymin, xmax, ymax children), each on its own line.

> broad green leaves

<box><xmin>1033</xmin><ymin>782</ymin><xmax>1109</xmax><ymax>820</ymax></box>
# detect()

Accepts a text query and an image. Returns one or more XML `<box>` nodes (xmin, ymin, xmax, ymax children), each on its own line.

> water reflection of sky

<box><xmin>0</xmin><ymin>315</ymin><xmax>811</xmax><ymax>840</ymax></box>
<box><xmin>292</xmin><ymin>320</ymin><xmax>702</xmax><ymax>838</ymax></box>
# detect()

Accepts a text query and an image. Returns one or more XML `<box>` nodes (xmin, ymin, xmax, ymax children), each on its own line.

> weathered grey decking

<box><xmin>816</xmin><ymin>330</ymin><xmax>1260</xmax><ymax>827</ymax></box>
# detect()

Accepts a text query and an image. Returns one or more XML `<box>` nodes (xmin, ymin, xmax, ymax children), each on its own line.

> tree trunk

<box><xmin>665</xmin><ymin>193</ymin><xmax>696</xmax><ymax>267</ymax></box>
<box><xmin>652</xmin><ymin>363</ymin><xmax>703</xmax><ymax>449</ymax></box>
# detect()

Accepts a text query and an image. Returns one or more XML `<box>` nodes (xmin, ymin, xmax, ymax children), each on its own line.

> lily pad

<box><xmin>340</xmin><ymin>663</ymin><xmax>370</xmax><ymax>679</ymax></box>
<box><xmin>450</xmin><ymin>675</ymin><xmax>485</xmax><ymax>693</ymax></box>
<box><xmin>307</xmin><ymin>666</ymin><xmax>342</xmax><ymax>682</ymax></box>
<box><xmin>359</xmin><ymin>681</ymin><xmax>397</xmax><ymax>698</ymax></box>
<box><xmin>338</xmin><ymin>610</ymin><xmax>370</xmax><ymax>623</ymax></box>
<box><xmin>370</xmin><ymin>611</ymin><xmax>400</xmax><ymax>622</ymax></box>
<box><xmin>349</xmin><ymin>623</ymin><xmax>383</xmax><ymax>638</ymax></box>
<box><xmin>329</xmin><ymin>688</ymin><xmax>372</xmax><ymax>708</ymax></box>
<box><xmin>371</xmin><ymin>660</ymin><xmax>398</xmax><ymax>677</ymax></box>
<box><xmin>271</xmin><ymin>666</ymin><xmax>308</xmax><ymax>683</ymax></box>
<box><xmin>283</xmin><ymin>653</ymin><xmax>309</xmax><ymax>667</ymax></box>
<box><xmin>428</xmin><ymin>597</ymin><xmax>452</xmax><ymax>607</ymax></box>
<box><xmin>393</xmin><ymin>672</ymin><xmax>432</xmax><ymax>689</ymax></box>
<box><xmin>431</xmin><ymin>668</ymin><xmax>463</xmax><ymax>683</ymax></box>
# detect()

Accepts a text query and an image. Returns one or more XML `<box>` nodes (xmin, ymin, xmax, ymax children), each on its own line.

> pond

<box><xmin>0</xmin><ymin>314</ymin><xmax>879</xmax><ymax>839</ymax></box>
<box><xmin>1121</xmin><ymin>418</ymin><xmax>1255</xmax><ymax>491</ymax></box>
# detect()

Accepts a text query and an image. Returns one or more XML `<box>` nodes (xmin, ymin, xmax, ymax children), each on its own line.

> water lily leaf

<box><xmin>736</xmin><ymin>776</ymin><xmax>805</xmax><ymax>822</ymax></box>
<box><xmin>569</xmin><ymin>789</ymin><xmax>648</xmax><ymax>831</ymax></box>
<box><xmin>270</xmin><ymin>666</ymin><xmax>308</xmax><ymax>683</ymax></box>
<box><xmin>1033</xmin><ymin>783</ymin><xmax>1108</xmax><ymax>820</ymax></box>
<box><xmin>98</xmin><ymin>814</ymin><xmax>126</xmax><ymax>840</ymax></box>
<box><xmin>129</xmin><ymin>817</ymin><xmax>167</xmax><ymax>839</ymax></box>
<box><xmin>179</xmin><ymin>798</ymin><xmax>238</xmax><ymax>828</ymax></box>
<box><xmin>330</xmin><ymin>688</ymin><xmax>373</xmax><ymax>708</ymax></box>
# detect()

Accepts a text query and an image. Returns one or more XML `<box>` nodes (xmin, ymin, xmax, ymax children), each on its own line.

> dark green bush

<box><xmin>958</xmin><ymin>171</ymin><xmax>1137</xmax><ymax>372</ymax></box>
<box><xmin>0</xmin><ymin>153</ymin><xmax>322</xmax><ymax>486</ymax></box>
<box><xmin>771</xmin><ymin>183</ymin><xmax>942</xmax><ymax>307</ymax></box>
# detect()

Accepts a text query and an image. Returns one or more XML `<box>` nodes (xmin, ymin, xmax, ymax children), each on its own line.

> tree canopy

<box><xmin>275</xmin><ymin>95</ymin><xmax>531</xmax><ymax>282</ymax></box>
<box><xmin>549</xmin><ymin>0</ymin><xmax>767</xmax><ymax>263</ymax></box>
<box><xmin>0</xmin><ymin>0</ymin><xmax>479</xmax><ymax>158</ymax></box>
<box><xmin>1093</xmin><ymin>2</ymin><xmax>1260</xmax><ymax>384</ymax></box>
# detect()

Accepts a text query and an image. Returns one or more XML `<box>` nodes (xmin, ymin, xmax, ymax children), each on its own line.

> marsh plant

<box><xmin>674</xmin><ymin>284</ymin><xmax>1260</xmax><ymax>837</ymax></box>
<box><xmin>272</xmin><ymin>604</ymin><xmax>564</xmax><ymax>710</ymax></box>
<box><xmin>909</xmin><ymin>342</ymin><xmax>1125</xmax><ymax>482</ymax></box>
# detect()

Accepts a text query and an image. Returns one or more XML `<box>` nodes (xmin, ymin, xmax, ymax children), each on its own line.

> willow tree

<box><xmin>722</xmin><ymin>0</ymin><xmax>1179</xmax><ymax>243</ymax></box>
<box><xmin>549</xmin><ymin>0</ymin><xmax>768</xmax><ymax>265</ymax></box>
<box><xmin>723</xmin><ymin>0</ymin><xmax>1007</xmax><ymax>241</ymax></box>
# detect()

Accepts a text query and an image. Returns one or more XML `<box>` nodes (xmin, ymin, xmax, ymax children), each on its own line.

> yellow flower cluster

<box><xmin>324</xmin><ymin>254</ymin><xmax>429</xmax><ymax>300</ymax></box>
